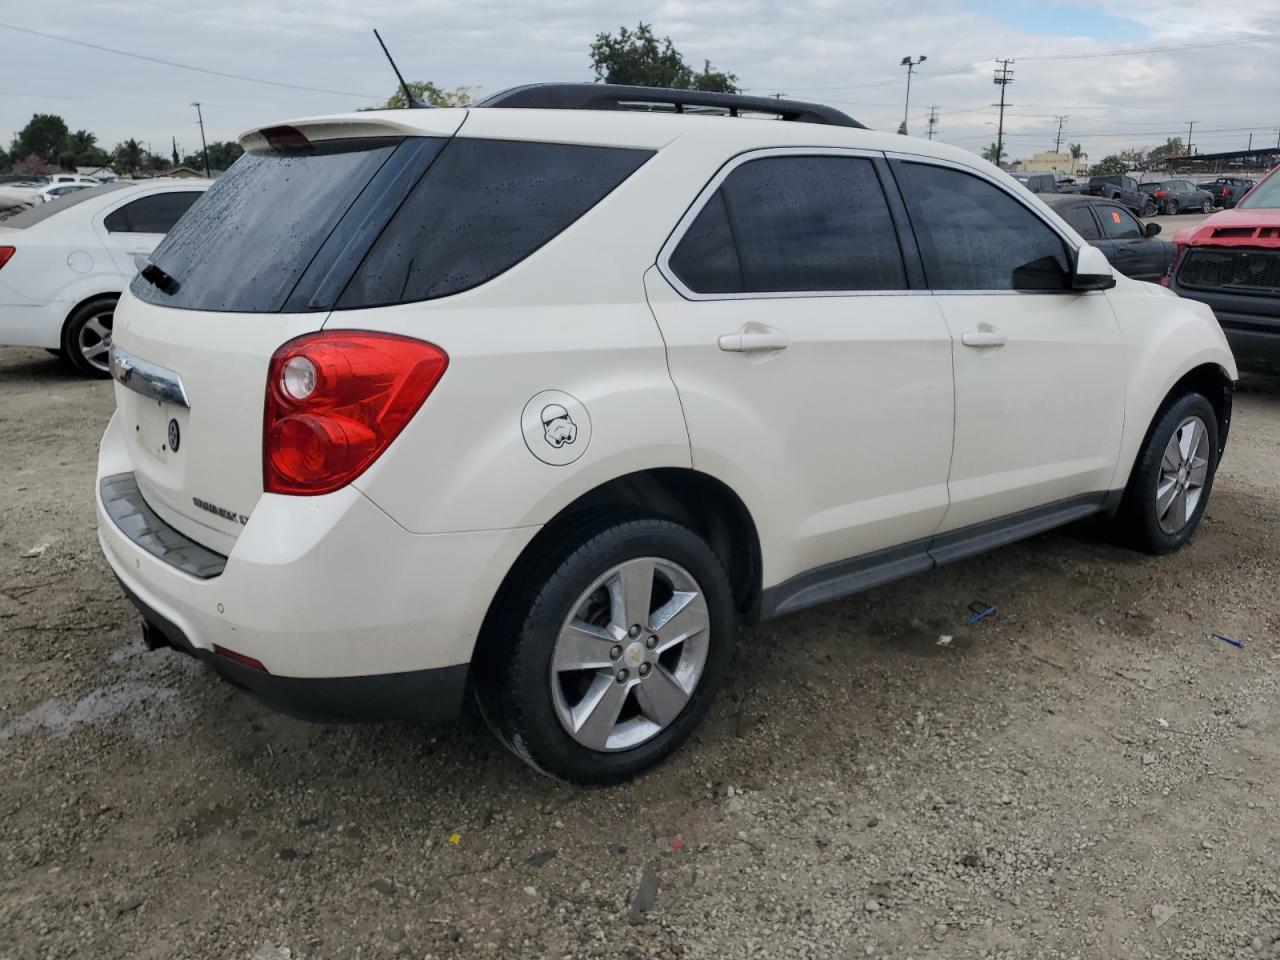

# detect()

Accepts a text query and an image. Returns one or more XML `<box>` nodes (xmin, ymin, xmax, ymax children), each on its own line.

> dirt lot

<box><xmin>2</xmin><ymin>344</ymin><xmax>1278</xmax><ymax>960</ymax></box>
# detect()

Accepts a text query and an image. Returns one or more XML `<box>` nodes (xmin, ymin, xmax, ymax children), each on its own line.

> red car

<box><xmin>1168</xmin><ymin>167</ymin><xmax>1280</xmax><ymax>373</ymax></box>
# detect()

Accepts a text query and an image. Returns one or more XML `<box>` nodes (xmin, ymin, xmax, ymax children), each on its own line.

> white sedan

<box><xmin>0</xmin><ymin>178</ymin><xmax>210</xmax><ymax>376</ymax></box>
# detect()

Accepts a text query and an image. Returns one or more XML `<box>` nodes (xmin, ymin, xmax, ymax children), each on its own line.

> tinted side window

<box><xmin>899</xmin><ymin>163</ymin><xmax>1071</xmax><ymax>291</ymax></box>
<box><xmin>668</xmin><ymin>191</ymin><xmax>744</xmax><ymax>294</ymax></box>
<box><xmin>338</xmin><ymin>139</ymin><xmax>651</xmax><ymax>308</ymax></box>
<box><xmin>1060</xmin><ymin>204</ymin><xmax>1100</xmax><ymax>240</ymax></box>
<box><xmin>104</xmin><ymin>191</ymin><xmax>201</xmax><ymax>233</ymax></box>
<box><xmin>693</xmin><ymin>155</ymin><xmax>906</xmax><ymax>293</ymax></box>
<box><xmin>1098</xmin><ymin>205</ymin><xmax>1143</xmax><ymax>240</ymax></box>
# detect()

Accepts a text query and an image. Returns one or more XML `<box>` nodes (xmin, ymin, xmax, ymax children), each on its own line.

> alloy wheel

<box><xmin>77</xmin><ymin>309</ymin><xmax>114</xmax><ymax>373</ymax></box>
<box><xmin>1156</xmin><ymin>416</ymin><xmax>1210</xmax><ymax>534</ymax></box>
<box><xmin>549</xmin><ymin>557</ymin><xmax>709</xmax><ymax>752</ymax></box>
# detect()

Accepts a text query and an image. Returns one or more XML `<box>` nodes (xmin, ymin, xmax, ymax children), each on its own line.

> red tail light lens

<box><xmin>1154</xmin><ymin>190</ymin><xmax>1167</xmax><ymax>198</ymax></box>
<box><xmin>264</xmin><ymin>331</ymin><xmax>448</xmax><ymax>496</ymax></box>
<box><xmin>0</xmin><ymin>246</ymin><xmax>14</xmax><ymax>270</ymax></box>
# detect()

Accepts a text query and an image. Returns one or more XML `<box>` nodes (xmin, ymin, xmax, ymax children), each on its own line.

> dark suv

<box><xmin>1142</xmin><ymin>179</ymin><xmax>1215</xmax><ymax>216</ymax></box>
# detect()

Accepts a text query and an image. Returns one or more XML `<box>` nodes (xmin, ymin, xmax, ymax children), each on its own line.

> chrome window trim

<box><xmin>884</xmin><ymin>150</ymin><xmax>1085</xmax><ymax>294</ymax></box>
<box><xmin>109</xmin><ymin>344</ymin><xmax>190</xmax><ymax>408</ymax></box>
<box><xmin>655</xmin><ymin>146</ymin><xmax>918</xmax><ymax>302</ymax></box>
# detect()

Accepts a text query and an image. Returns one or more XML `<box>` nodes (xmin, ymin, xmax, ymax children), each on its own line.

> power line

<box><xmin>0</xmin><ymin>21</ymin><xmax>379</xmax><ymax>99</ymax></box>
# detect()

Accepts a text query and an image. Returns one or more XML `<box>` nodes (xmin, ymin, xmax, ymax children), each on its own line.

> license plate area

<box><xmin>134</xmin><ymin>397</ymin><xmax>184</xmax><ymax>465</ymax></box>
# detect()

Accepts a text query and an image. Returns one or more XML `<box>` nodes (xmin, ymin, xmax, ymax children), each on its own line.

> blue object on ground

<box><xmin>967</xmin><ymin>602</ymin><xmax>997</xmax><ymax>624</ymax></box>
<box><xmin>1212</xmin><ymin>633</ymin><xmax>1243</xmax><ymax>649</ymax></box>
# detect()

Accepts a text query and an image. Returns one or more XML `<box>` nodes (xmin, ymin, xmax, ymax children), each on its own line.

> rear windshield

<box><xmin>1239</xmin><ymin>174</ymin><xmax>1280</xmax><ymax>209</ymax></box>
<box><xmin>133</xmin><ymin>136</ymin><xmax>653</xmax><ymax>313</ymax></box>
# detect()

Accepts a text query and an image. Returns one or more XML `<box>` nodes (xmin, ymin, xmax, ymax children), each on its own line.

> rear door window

<box><xmin>1059</xmin><ymin>204</ymin><xmax>1100</xmax><ymax>240</ymax></box>
<box><xmin>668</xmin><ymin>154</ymin><xmax>907</xmax><ymax>295</ymax></box>
<box><xmin>337</xmin><ymin>139</ymin><xmax>651</xmax><ymax>308</ymax></box>
<box><xmin>104</xmin><ymin>191</ymin><xmax>203</xmax><ymax>233</ymax></box>
<box><xmin>897</xmin><ymin>162</ymin><xmax>1072</xmax><ymax>291</ymax></box>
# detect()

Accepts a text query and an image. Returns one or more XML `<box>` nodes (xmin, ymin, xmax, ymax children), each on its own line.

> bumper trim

<box><xmin>100</xmin><ymin>472</ymin><xmax>227</xmax><ymax>579</ymax></box>
<box><xmin>116</xmin><ymin>574</ymin><xmax>470</xmax><ymax>725</ymax></box>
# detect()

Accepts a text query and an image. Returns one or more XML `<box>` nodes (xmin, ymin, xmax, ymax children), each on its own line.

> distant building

<box><xmin>1014</xmin><ymin>151</ymin><xmax>1080</xmax><ymax>175</ymax></box>
<box><xmin>77</xmin><ymin>165</ymin><xmax>118</xmax><ymax>181</ymax></box>
<box><xmin>157</xmin><ymin>166</ymin><xmax>223</xmax><ymax>179</ymax></box>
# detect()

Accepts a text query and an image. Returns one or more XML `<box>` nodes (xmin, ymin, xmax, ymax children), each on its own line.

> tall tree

<box><xmin>115</xmin><ymin>138</ymin><xmax>144</xmax><ymax>175</ymax></box>
<box><xmin>365</xmin><ymin>82</ymin><xmax>472</xmax><ymax>110</ymax></box>
<box><xmin>1068</xmin><ymin>142</ymin><xmax>1084</xmax><ymax>173</ymax></box>
<box><xmin>980</xmin><ymin>141</ymin><xmax>1005</xmax><ymax>164</ymax></box>
<box><xmin>181</xmin><ymin>141</ymin><xmax>243</xmax><ymax>172</ymax></box>
<box><xmin>1092</xmin><ymin>154</ymin><xmax>1127</xmax><ymax>175</ymax></box>
<box><xmin>14</xmin><ymin>114</ymin><xmax>70</xmax><ymax>164</ymax></box>
<box><xmin>69</xmin><ymin>129</ymin><xmax>96</xmax><ymax>155</ymax></box>
<box><xmin>590</xmin><ymin>23</ymin><xmax>738</xmax><ymax>92</ymax></box>
<box><xmin>1147</xmin><ymin>137</ymin><xmax>1184</xmax><ymax>162</ymax></box>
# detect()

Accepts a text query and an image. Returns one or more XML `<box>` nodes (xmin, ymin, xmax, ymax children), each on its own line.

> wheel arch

<box><xmin>60</xmin><ymin>288</ymin><xmax>121</xmax><ymax>340</ymax></box>
<box><xmin>472</xmin><ymin>467</ymin><xmax>763</xmax><ymax>673</ymax></box>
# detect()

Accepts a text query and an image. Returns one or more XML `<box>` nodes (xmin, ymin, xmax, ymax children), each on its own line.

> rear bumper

<box><xmin>96</xmin><ymin>411</ymin><xmax>539</xmax><ymax>723</ymax></box>
<box><xmin>116</xmin><ymin>573</ymin><xmax>468</xmax><ymax>723</ymax></box>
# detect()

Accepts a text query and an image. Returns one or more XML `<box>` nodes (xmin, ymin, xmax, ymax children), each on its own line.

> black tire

<box><xmin>60</xmin><ymin>296</ymin><xmax>116</xmax><ymax>378</ymax></box>
<box><xmin>1163</xmin><ymin>199</ymin><xmax>1178</xmax><ymax>216</ymax></box>
<box><xmin>475</xmin><ymin>517</ymin><xmax>737</xmax><ymax>784</ymax></box>
<box><xmin>1113</xmin><ymin>391</ymin><xmax>1219</xmax><ymax>555</ymax></box>
<box><xmin>1201</xmin><ymin>198</ymin><xmax>1213</xmax><ymax>214</ymax></box>
<box><xmin>1141</xmin><ymin>199</ymin><xmax>1157</xmax><ymax>218</ymax></box>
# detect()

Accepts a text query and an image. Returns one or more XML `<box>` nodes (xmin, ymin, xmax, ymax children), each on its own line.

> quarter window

<box><xmin>104</xmin><ymin>191</ymin><xmax>202</xmax><ymax>233</ymax></box>
<box><xmin>668</xmin><ymin>154</ymin><xmax>907</xmax><ymax>294</ymax></box>
<box><xmin>898</xmin><ymin>162</ymin><xmax>1072</xmax><ymax>291</ymax></box>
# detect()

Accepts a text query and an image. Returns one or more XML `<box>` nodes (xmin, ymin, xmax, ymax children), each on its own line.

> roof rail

<box><xmin>477</xmin><ymin>83</ymin><xmax>865</xmax><ymax>129</ymax></box>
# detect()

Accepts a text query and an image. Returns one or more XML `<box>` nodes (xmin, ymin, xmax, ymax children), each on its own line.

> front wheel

<box><xmin>1202</xmin><ymin>198</ymin><xmax>1214</xmax><ymax>214</ymax></box>
<box><xmin>476</xmin><ymin>517</ymin><xmax>737</xmax><ymax>784</ymax></box>
<box><xmin>1113</xmin><ymin>392</ymin><xmax>1219</xmax><ymax>554</ymax></box>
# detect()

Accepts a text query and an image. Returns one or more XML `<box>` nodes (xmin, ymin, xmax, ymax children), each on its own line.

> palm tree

<box><xmin>1068</xmin><ymin>142</ymin><xmax>1083</xmax><ymax>174</ymax></box>
<box><xmin>981</xmin><ymin>141</ymin><xmax>1004</xmax><ymax>164</ymax></box>
<box><xmin>114</xmin><ymin>138</ymin><xmax>143</xmax><ymax>175</ymax></box>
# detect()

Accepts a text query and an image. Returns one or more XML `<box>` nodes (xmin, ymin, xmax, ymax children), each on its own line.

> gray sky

<box><xmin>3</xmin><ymin>0</ymin><xmax>1279</xmax><ymax>165</ymax></box>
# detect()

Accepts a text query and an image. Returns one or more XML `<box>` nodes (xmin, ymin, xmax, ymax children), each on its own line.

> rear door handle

<box><xmin>718</xmin><ymin>326</ymin><xmax>790</xmax><ymax>353</ymax></box>
<box><xmin>961</xmin><ymin>326</ymin><xmax>1008</xmax><ymax>348</ymax></box>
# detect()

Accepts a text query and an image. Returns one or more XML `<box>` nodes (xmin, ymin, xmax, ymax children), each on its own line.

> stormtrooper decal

<box><xmin>522</xmin><ymin>391</ymin><xmax>591</xmax><ymax>465</ymax></box>
<box><xmin>540</xmin><ymin>404</ymin><xmax>578</xmax><ymax>449</ymax></box>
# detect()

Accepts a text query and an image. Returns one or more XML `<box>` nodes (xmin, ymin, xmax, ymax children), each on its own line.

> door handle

<box><xmin>961</xmin><ymin>326</ymin><xmax>1008</xmax><ymax>348</ymax></box>
<box><xmin>718</xmin><ymin>326</ymin><xmax>790</xmax><ymax>353</ymax></box>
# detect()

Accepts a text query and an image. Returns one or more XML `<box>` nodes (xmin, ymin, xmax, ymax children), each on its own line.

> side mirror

<box><xmin>1145</xmin><ymin>221</ymin><xmax>1162</xmax><ymax>237</ymax></box>
<box><xmin>1073</xmin><ymin>244</ymin><xmax>1116</xmax><ymax>290</ymax></box>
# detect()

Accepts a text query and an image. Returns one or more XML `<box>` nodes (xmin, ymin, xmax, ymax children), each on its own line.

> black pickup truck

<box><xmin>1087</xmin><ymin>175</ymin><xmax>1158</xmax><ymax>217</ymax></box>
<box><xmin>1196</xmin><ymin>177</ymin><xmax>1256</xmax><ymax>209</ymax></box>
<box><xmin>1012</xmin><ymin>172</ymin><xmax>1085</xmax><ymax>195</ymax></box>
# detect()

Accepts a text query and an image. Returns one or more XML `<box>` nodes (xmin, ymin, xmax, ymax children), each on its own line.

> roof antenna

<box><xmin>373</xmin><ymin>28</ymin><xmax>426</xmax><ymax>108</ymax></box>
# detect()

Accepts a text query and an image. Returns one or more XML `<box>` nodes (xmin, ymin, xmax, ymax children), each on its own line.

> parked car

<box><xmin>0</xmin><ymin>178</ymin><xmax>209</xmax><ymax>375</ymax></box>
<box><xmin>1169</xmin><ymin>165</ymin><xmax>1280</xmax><ymax>373</ymax></box>
<box><xmin>1141</xmin><ymin>179</ymin><xmax>1215</xmax><ymax>215</ymax></box>
<box><xmin>1042</xmin><ymin>194</ymin><xmax>1173</xmax><ymax>282</ymax></box>
<box><xmin>37</xmin><ymin>183</ymin><xmax>94</xmax><ymax>203</ymax></box>
<box><xmin>48</xmin><ymin>174</ymin><xmax>100</xmax><ymax>187</ymax></box>
<box><xmin>1195</xmin><ymin>177</ymin><xmax>1256</xmax><ymax>209</ymax></box>
<box><xmin>97</xmin><ymin>84</ymin><xmax>1236</xmax><ymax>783</ymax></box>
<box><xmin>1012</xmin><ymin>172</ymin><xmax>1082</xmax><ymax>194</ymax></box>
<box><xmin>1088</xmin><ymin>174</ymin><xmax>1158</xmax><ymax>217</ymax></box>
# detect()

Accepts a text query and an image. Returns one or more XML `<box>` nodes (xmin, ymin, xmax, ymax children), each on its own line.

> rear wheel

<box><xmin>1202</xmin><ymin>198</ymin><xmax>1214</xmax><ymax>214</ymax></box>
<box><xmin>475</xmin><ymin>517</ymin><xmax>736</xmax><ymax>784</ymax></box>
<box><xmin>1141</xmin><ymin>199</ymin><xmax>1157</xmax><ymax>218</ymax></box>
<box><xmin>60</xmin><ymin>296</ymin><xmax>116</xmax><ymax>378</ymax></box>
<box><xmin>1163</xmin><ymin>199</ymin><xmax>1179</xmax><ymax>216</ymax></box>
<box><xmin>1113</xmin><ymin>392</ymin><xmax>1219</xmax><ymax>554</ymax></box>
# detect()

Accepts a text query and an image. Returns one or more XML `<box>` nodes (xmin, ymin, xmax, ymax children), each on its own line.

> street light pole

<box><xmin>899</xmin><ymin>56</ymin><xmax>927</xmax><ymax>135</ymax></box>
<box><xmin>191</xmin><ymin>102</ymin><xmax>210</xmax><ymax>178</ymax></box>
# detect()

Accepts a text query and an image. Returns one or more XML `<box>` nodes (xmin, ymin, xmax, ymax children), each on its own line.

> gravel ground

<box><xmin>1</xmin><ymin>344</ymin><xmax>1278</xmax><ymax>960</ymax></box>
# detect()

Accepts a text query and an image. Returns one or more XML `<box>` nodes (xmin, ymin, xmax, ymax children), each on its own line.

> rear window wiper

<box><xmin>139</xmin><ymin>261</ymin><xmax>180</xmax><ymax>296</ymax></box>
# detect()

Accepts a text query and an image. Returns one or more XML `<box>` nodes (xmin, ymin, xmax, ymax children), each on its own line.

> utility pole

<box><xmin>899</xmin><ymin>55</ymin><xmax>927</xmax><ymax>135</ymax></box>
<box><xmin>1185</xmin><ymin>120</ymin><xmax>1196</xmax><ymax>157</ymax></box>
<box><xmin>926</xmin><ymin>106</ymin><xmax>939</xmax><ymax>141</ymax></box>
<box><xmin>1053</xmin><ymin>115</ymin><xmax>1069</xmax><ymax>153</ymax></box>
<box><xmin>1248</xmin><ymin>132</ymin><xmax>1253</xmax><ymax>151</ymax></box>
<box><xmin>191</xmin><ymin>101</ymin><xmax>210</xmax><ymax>177</ymax></box>
<box><xmin>993</xmin><ymin>58</ymin><xmax>1014</xmax><ymax>167</ymax></box>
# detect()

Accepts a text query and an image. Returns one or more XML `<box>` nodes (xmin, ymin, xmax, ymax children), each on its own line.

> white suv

<box><xmin>96</xmin><ymin>85</ymin><xmax>1237</xmax><ymax>783</ymax></box>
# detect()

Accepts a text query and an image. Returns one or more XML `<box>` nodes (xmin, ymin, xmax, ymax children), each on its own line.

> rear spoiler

<box><xmin>239</xmin><ymin>110</ymin><xmax>467</xmax><ymax>151</ymax></box>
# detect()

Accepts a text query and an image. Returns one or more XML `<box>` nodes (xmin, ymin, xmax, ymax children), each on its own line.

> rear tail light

<box><xmin>1154</xmin><ymin>190</ymin><xmax>1167</xmax><ymax>199</ymax></box>
<box><xmin>1223</xmin><ymin>187</ymin><xmax>1230</xmax><ymax>197</ymax></box>
<box><xmin>263</xmin><ymin>331</ymin><xmax>448</xmax><ymax>496</ymax></box>
<box><xmin>0</xmin><ymin>246</ymin><xmax>14</xmax><ymax>270</ymax></box>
